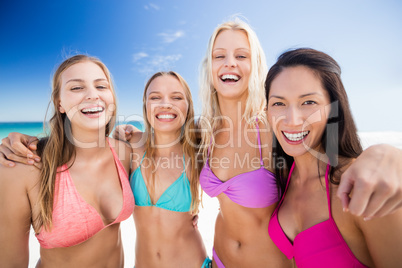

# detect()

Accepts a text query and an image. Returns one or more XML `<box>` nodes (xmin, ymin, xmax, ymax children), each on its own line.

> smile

<box><xmin>220</xmin><ymin>74</ymin><xmax>240</xmax><ymax>82</ymax></box>
<box><xmin>282</xmin><ymin>131</ymin><xmax>310</xmax><ymax>142</ymax></box>
<box><xmin>81</xmin><ymin>106</ymin><xmax>104</xmax><ymax>115</ymax></box>
<box><xmin>156</xmin><ymin>113</ymin><xmax>177</xmax><ymax>120</ymax></box>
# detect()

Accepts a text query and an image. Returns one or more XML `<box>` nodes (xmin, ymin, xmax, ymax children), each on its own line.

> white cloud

<box><xmin>133</xmin><ymin>52</ymin><xmax>148</xmax><ymax>62</ymax></box>
<box><xmin>133</xmin><ymin>53</ymin><xmax>182</xmax><ymax>75</ymax></box>
<box><xmin>144</xmin><ymin>3</ymin><xmax>160</xmax><ymax>10</ymax></box>
<box><xmin>158</xmin><ymin>30</ymin><xmax>185</xmax><ymax>43</ymax></box>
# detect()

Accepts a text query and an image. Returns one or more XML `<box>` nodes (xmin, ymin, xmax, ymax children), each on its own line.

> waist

<box><xmin>38</xmin><ymin>224</ymin><xmax>123</xmax><ymax>267</ymax></box>
<box><xmin>134</xmin><ymin>206</ymin><xmax>197</xmax><ymax>238</ymax></box>
<box><xmin>134</xmin><ymin>218</ymin><xmax>206</xmax><ymax>267</ymax></box>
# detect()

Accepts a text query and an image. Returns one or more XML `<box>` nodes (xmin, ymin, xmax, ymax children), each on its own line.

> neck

<box><xmin>217</xmin><ymin>95</ymin><xmax>247</xmax><ymax>128</ymax></box>
<box><xmin>70</xmin><ymin>127</ymin><xmax>109</xmax><ymax>159</ymax></box>
<box><xmin>152</xmin><ymin>130</ymin><xmax>183</xmax><ymax>157</ymax></box>
<box><xmin>292</xmin><ymin>148</ymin><xmax>328</xmax><ymax>183</ymax></box>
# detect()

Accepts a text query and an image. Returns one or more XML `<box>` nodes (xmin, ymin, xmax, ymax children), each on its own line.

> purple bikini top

<box><xmin>199</xmin><ymin>119</ymin><xmax>278</xmax><ymax>208</ymax></box>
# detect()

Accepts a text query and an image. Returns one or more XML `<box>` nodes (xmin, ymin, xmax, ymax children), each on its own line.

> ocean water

<box><xmin>0</xmin><ymin>122</ymin><xmax>46</xmax><ymax>141</ymax></box>
<box><xmin>0</xmin><ymin>121</ymin><xmax>145</xmax><ymax>141</ymax></box>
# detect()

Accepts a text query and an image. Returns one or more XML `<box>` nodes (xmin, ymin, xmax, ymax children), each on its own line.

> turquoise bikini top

<box><xmin>130</xmin><ymin>152</ymin><xmax>192</xmax><ymax>212</ymax></box>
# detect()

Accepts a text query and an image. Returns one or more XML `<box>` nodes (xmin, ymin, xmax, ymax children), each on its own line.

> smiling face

<box><xmin>211</xmin><ymin>29</ymin><xmax>251</xmax><ymax>102</ymax></box>
<box><xmin>145</xmin><ymin>75</ymin><xmax>189</xmax><ymax>135</ymax></box>
<box><xmin>267</xmin><ymin>66</ymin><xmax>331</xmax><ymax>158</ymax></box>
<box><xmin>58</xmin><ymin>61</ymin><xmax>115</xmax><ymax>133</ymax></box>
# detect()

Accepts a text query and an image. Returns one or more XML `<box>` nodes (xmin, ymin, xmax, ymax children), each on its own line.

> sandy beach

<box><xmin>23</xmin><ymin>131</ymin><xmax>402</xmax><ymax>267</ymax></box>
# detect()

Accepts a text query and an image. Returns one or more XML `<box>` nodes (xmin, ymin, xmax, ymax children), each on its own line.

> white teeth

<box><xmin>81</xmin><ymin>107</ymin><xmax>104</xmax><ymax>113</ymax></box>
<box><xmin>221</xmin><ymin>74</ymin><xmax>239</xmax><ymax>81</ymax></box>
<box><xmin>157</xmin><ymin>114</ymin><xmax>175</xmax><ymax>119</ymax></box>
<box><xmin>283</xmin><ymin>131</ymin><xmax>309</xmax><ymax>141</ymax></box>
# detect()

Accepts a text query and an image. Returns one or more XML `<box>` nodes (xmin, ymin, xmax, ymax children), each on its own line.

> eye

<box><xmin>303</xmin><ymin>100</ymin><xmax>317</xmax><ymax>105</ymax></box>
<box><xmin>96</xmin><ymin>85</ymin><xmax>108</xmax><ymax>90</ymax></box>
<box><xmin>236</xmin><ymin>55</ymin><xmax>247</xmax><ymax>59</ymax></box>
<box><xmin>172</xmin><ymin>96</ymin><xmax>183</xmax><ymax>100</ymax></box>
<box><xmin>271</xmin><ymin>102</ymin><xmax>285</xmax><ymax>106</ymax></box>
<box><xmin>71</xmin><ymin>86</ymin><xmax>83</xmax><ymax>91</ymax></box>
<box><xmin>214</xmin><ymin>55</ymin><xmax>224</xmax><ymax>59</ymax></box>
<box><xmin>149</xmin><ymin>96</ymin><xmax>160</xmax><ymax>100</ymax></box>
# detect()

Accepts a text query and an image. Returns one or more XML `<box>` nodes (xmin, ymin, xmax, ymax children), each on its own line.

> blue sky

<box><xmin>0</xmin><ymin>0</ymin><xmax>401</xmax><ymax>131</ymax></box>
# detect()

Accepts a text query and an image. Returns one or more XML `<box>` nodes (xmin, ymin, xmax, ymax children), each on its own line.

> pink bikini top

<box><xmin>36</xmin><ymin>139</ymin><xmax>135</xmax><ymax>249</ymax></box>
<box><xmin>199</xmin><ymin>120</ymin><xmax>278</xmax><ymax>208</ymax></box>
<box><xmin>268</xmin><ymin>163</ymin><xmax>367</xmax><ymax>268</ymax></box>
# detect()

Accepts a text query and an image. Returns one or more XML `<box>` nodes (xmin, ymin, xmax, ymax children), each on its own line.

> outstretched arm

<box><xmin>338</xmin><ymin>144</ymin><xmax>402</xmax><ymax>219</ymax></box>
<box><xmin>354</xmin><ymin>202</ymin><xmax>402</xmax><ymax>267</ymax></box>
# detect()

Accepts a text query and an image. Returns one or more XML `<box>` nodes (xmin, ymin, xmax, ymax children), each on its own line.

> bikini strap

<box><xmin>182</xmin><ymin>153</ymin><xmax>186</xmax><ymax>172</ymax></box>
<box><xmin>274</xmin><ymin>162</ymin><xmax>295</xmax><ymax>213</ymax></box>
<box><xmin>207</xmin><ymin>136</ymin><xmax>212</xmax><ymax>160</ymax></box>
<box><xmin>255</xmin><ymin>117</ymin><xmax>263</xmax><ymax>166</ymax></box>
<box><xmin>324</xmin><ymin>162</ymin><xmax>333</xmax><ymax>218</ymax></box>
<box><xmin>140</xmin><ymin>151</ymin><xmax>147</xmax><ymax>165</ymax></box>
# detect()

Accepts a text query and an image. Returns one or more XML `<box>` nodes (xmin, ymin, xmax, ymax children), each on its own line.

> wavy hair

<box><xmin>198</xmin><ymin>17</ymin><xmax>268</xmax><ymax>161</ymax></box>
<box><xmin>142</xmin><ymin>71</ymin><xmax>200</xmax><ymax>214</ymax></box>
<box><xmin>35</xmin><ymin>55</ymin><xmax>117</xmax><ymax>231</ymax></box>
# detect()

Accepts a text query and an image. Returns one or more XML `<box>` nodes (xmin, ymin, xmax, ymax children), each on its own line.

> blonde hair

<box><xmin>198</xmin><ymin>18</ymin><xmax>268</xmax><ymax>161</ymax></box>
<box><xmin>35</xmin><ymin>55</ymin><xmax>117</xmax><ymax>231</ymax></box>
<box><xmin>142</xmin><ymin>71</ymin><xmax>200</xmax><ymax>214</ymax></box>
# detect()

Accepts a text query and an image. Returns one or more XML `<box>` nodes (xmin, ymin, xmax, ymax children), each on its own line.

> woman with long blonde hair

<box><xmin>0</xmin><ymin>54</ymin><xmax>134</xmax><ymax>267</ymax></box>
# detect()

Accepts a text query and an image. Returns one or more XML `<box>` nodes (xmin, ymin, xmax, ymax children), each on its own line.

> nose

<box><xmin>224</xmin><ymin>55</ymin><xmax>237</xmax><ymax>68</ymax></box>
<box><xmin>284</xmin><ymin>106</ymin><xmax>304</xmax><ymax>127</ymax></box>
<box><xmin>160</xmin><ymin>97</ymin><xmax>172</xmax><ymax>109</ymax></box>
<box><xmin>86</xmin><ymin>86</ymin><xmax>100</xmax><ymax>100</ymax></box>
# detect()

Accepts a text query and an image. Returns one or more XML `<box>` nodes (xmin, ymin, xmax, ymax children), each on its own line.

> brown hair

<box><xmin>142</xmin><ymin>71</ymin><xmax>200</xmax><ymax>214</ymax></box>
<box><xmin>35</xmin><ymin>55</ymin><xmax>117</xmax><ymax>230</ymax></box>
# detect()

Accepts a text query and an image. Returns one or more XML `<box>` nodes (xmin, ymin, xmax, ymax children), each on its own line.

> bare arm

<box><xmin>355</xmin><ymin>204</ymin><xmax>402</xmax><ymax>267</ymax></box>
<box><xmin>338</xmin><ymin>144</ymin><xmax>402</xmax><ymax>219</ymax></box>
<box><xmin>0</xmin><ymin>164</ymin><xmax>35</xmax><ymax>266</ymax></box>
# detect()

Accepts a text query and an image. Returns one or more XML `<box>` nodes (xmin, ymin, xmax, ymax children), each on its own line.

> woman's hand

<box><xmin>0</xmin><ymin>133</ymin><xmax>40</xmax><ymax>167</ymax></box>
<box><xmin>112</xmin><ymin>124</ymin><xmax>138</xmax><ymax>142</ymax></box>
<box><xmin>338</xmin><ymin>144</ymin><xmax>402</xmax><ymax>219</ymax></box>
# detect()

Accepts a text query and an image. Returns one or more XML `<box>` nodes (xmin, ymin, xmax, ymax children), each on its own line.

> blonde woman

<box><xmin>129</xmin><ymin>71</ymin><xmax>210</xmax><ymax>267</ymax></box>
<box><xmin>197</xmin><ymin>18</ymin><xmax>402</xmax><ymax>267</ymax></box>
<box><xmin>0</xmin><ymin>55</ymin><xmax>134</xmax><ymax>267</ymax></box>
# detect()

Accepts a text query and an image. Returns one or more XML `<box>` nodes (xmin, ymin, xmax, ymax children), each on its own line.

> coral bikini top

<box><xmin>36</xmin><ymin>139</ymin><xmax>135</xmax><ymax>248</ymax></box>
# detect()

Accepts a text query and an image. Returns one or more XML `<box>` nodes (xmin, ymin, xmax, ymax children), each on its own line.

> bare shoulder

<box><xmin>108</xmin><ymin>138</ymin><xmax>132</xmax><ymax>172</ymax></box>
<box><xmin>0</xmin><ymin>163</ymin><xmax>39</xmax><ymax>190</ymax></box>
<box><xmin>131</xmin><ymin>142</ymin><xmax>146</xmax><ymax>171</ymax></box>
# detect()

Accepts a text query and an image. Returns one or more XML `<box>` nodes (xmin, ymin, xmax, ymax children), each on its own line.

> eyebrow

<box><xmin>65</xmin><ymin>78</ymin><xmax>108</xmax><ymax>84</ymax></box>
<box><xmin>268</xmin><ymin>92</ymin><xmax>323</xmax><ymax>100</ymax></box>
<box><xmin>148</xmin><ymin>91</ymin><xmax>184</xmax><ymax>95</ymax></box>
<box><xmin>212</xmin><ymin>48</ymin><xmax>250</xmax><ymax>52</ymax></box>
